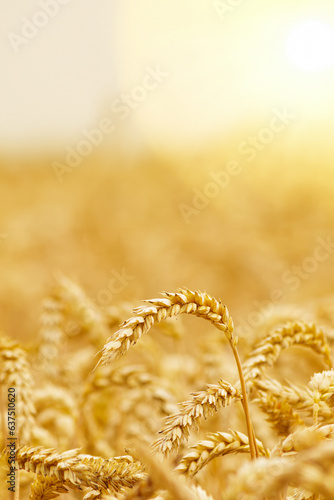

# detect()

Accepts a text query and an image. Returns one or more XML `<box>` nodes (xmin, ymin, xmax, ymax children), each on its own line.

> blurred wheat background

<box><xmin>1</xmin><ymin>0</ymin><xmax>334</xmax><ymax>341</ymax></box>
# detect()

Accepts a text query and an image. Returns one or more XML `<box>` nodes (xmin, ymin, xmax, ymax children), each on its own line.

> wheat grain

<box><xmin>243</xmin><ymin>321</ymin><xmax>332</xmax><ymax>382</ymax></box>
<box><xmin>85</xmin><ymin>364</ymin><xmax>177</xmax><ymax>415</ymax></box>
<box><xmin>308</xmin><ymin>369</ymin><xmax>334</xmax><ymax>424</ymax></box>
<box><xmin>255</xmin><ymin>389</ymin><xmax>305</xmax><ymax>436</ymax></box>
<box><xmin>224</xmin><ymin>440</ymin><xmax>334</xmax><ymax>499</ymax></box>
<box><xmin>28</xmin><ymin>476</ymin><xmax>68</xmax><ymax>500</ymax></box>
<box><xmin>95</xmin><ymin>288</ymin><xmax>234</xmax><ymax>367</ymax></box>
<box><xmin>272</xmin><ymin>423</ymin><xmax>334</xmax><ymax>456</ymax></box>
<box><xmin>176</xmin><ymin>429</ymin><xmax>268</xmax><ymax>477</ymax></box>
<box><xmin>54</xmin><ymin>274</ymin><xmax>108</xmax><ymax>347</ymax></box>
<box><xmin>0</xmin><ymin>335</ymin><xmax>36</xmax><ymax>443</ymax></box>
<box><xmin>262</xmin><ymin>440</ymin><xmax>334</xmax><ymax>498</ymax></box>
<box><xmin>190</xmin><ymin>486</ymin><xmax>215</xmax><ymax>500</ymax></box>
<box><xmin>14</xmin><ymin>446</ymin><xmax>146</xmax><ymax>496</ymax></box>
<box><xmin>95</xmin><ymin>288</ymin><xmax>258</xmax><ymax>459</ymax></box>
<box><xmin>134</xmin><ymin>443</ymin><xmax>197</xmax><ymax>500</ymax></box>
<box><xmin>253</xmin><ymin>378</ymin><xmax>313</xmax><ymax>414</ymax></box>
<box><xmin>119</xmin><ymin>478</ymin><xmax>157</xmax><ymax>500</ymax></box>
<box><xmin>151</xmin><ymin>379</ymin><xmax>242</xmax><ymax>455</ymax></box>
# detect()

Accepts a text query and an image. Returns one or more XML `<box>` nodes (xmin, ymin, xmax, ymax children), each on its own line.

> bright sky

<box><xmin>1</xmin><ymin>1</ymin><xmax>334</xmax><ymax>152</ymax></box>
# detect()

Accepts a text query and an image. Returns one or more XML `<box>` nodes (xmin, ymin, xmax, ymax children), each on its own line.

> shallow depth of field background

<box><xmin>1</xmin><ymin>0</ymin><xmax>334</xmax><ymax>345</ymax></box>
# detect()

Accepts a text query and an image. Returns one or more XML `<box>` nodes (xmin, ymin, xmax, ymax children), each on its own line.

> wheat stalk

<box><xmin>84</xmin><ymin>364</ymin><xmax>177</xmax><ymax>415</ymax></box>
<box><xmin>253</xmin><ymin>378</ymin><xmax>313</xmax><ymax>411</ymax></box>
<box><xmin>0</xmin><ymin>335</ymin><xmax>36</xmax><ymax>444</ymax></box>
<box><xmin>54</xmin><ymin>274</ymin><xmax>108</xmax><ymax>347</ymax></box>
<box><xmin>255</xmin><ymin>389</ymin><xmax>305</xmax><ymax>436</ymax></box>
<box><xmin>133</xmin><ymin>444</ymin><xmax>197</xmax><ymax>500</ymax></box>
<box><xmin>28</xmin><ymin>476</ymin><xmax>68</xmax><ymax>500</ymax></box>
<box><xmin>13</xmin><ymin>446</ymin><xmax>146</xmax><ymax>496</ymax></box>
<box><xmin>176</xmin><ymin>429</ymin><xmax>268</xmax><ymax>477</ymax></box>
<box><xmin>224</xmin><ymin>440</ymin><xmax>334</xmax><ymax>499</ymax></box>
<box><xmin>151</xmin><ymin>379</ymin><xmax>242</xmax><ymax>454</ymax></box>
<box><xmin>272</xmin><ymin>423</ymin><xmax>334</xmax><ymax>456</ymax></box>
<box><xmin>243</xmin><ymin>321</ymin><xmax>332</xmax><ymax>382</ymax></box>
<box><xmin>95</xmin><ymin>288</ymin><xmax>258</xmax><ymax>459</ymax></box>
<box><xmin>95</xmin><ymin>288</ymin><xmax>234</xmax><ymax>367</ymax></box>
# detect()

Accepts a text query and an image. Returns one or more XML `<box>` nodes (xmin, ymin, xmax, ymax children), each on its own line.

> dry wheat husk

<box><xmin>176</xmin><ymin>429</ymin><xmax>268</xmax><ymax>477</ymax></box>
<box><xmin>13</xmin><ymin>445</ymin><xmax>146</xmax><ymax>496</ymax></box>
<box><xmin>0</xmin><ymin>334</ymin><xmax>36</xmax><ymax>443</ymax></box>
<box><xmin>28</xmin><ymin>475</ymin><xmax>68</xmax><ymax>500</ymax></box>
<box><xmin>95</xmin><ymin>288</ymin><xmax>234</xmax><ymax>367</ymax></box>
<box><xmin>243</xmin><ymin>321</ymin><xmax>332</xmax><ymax>382</ymax></box>
<box><xmin>151</xmin><ymin>379</ymin><xmax>242</xmax><ymax>455</ymax></box>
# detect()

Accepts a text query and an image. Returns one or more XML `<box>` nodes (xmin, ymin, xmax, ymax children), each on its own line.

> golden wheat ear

<box><xmin>0</xmin><ymin>334</ymin><xmax>36</xmax><ymax>445</ymax></box>
<box><xmin>12</xmin><ymin>445</ymin><xmax>146</xmax><ymax>498</ymax></box>
<box><xmin>151</xmin><ymin>379</ymin><xmax>242</xmax><ymax>455</ymax></box>
<box><xmin>242</xmin><ymin>321</ymin><xmax>332</xmax><ymax>383</ymax></box>
<box><xmin>94</xmin><ymin>288</ymin><xmax>258</xmax><ymax>459</ymax></box>
<box><xmin>176</xmin><ymin>429</ymin><xmax>269</xmax><ymax>478</ymax></box>
<box><xmin>28</xmin><ymin>475</ymin><xmax>68</xmax><ymax>500</ymax></box>
<box><xmin>132</xmin><ymin>443</ymin><xmax>198</xmax><ymax>500</ymax></box>
<box><xmin>94</xmin><ymin>288</ymin><xmax>234</xmax><ymax>368</ymax></box>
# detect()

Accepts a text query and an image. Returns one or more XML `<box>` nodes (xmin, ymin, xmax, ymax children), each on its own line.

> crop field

<box><xmin>0</xmin><ymin>149</ymin><xmax>334</xmax><ymax>499</ymax></box>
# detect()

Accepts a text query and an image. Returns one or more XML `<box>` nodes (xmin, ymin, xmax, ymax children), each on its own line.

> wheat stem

<box><xmin>96</xmin><ymin>288</ymin><xmax>258</xmax><ymax>460</ymax></box>
<box><xmin>229</xmin><ymin>339</ymin><xmax>258</xmax><ymax>459</ymax></box>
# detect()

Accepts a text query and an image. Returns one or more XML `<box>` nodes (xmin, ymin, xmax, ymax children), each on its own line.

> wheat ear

<box><xmin>272</xmin><ymin>423</ymin><xmax>334</xmax><ymax>456</ymax></box>
<box><xmin>95</xmin><ymin>288</ymin><xmax>234</xmax><ymax>366</ymax></box>
<box><xmin>134</xmin><ymin>443</ymin><xmax>197</xmax><ymax>500</ymax></box>
<box><xmin>253</xmin><ymin>378</ymin><xmax>312</xmax><ymax>411</ymax></box>
<box><xmin>255</xmin><ymin>389</ymin><xmax>305</xmax><ymax>436</ymax></box>
<box><xmin>95</xmin><ymin>288</ymin><xmax>258</xmax><ymax>459</ymax></box>
<box><xmin>176</xmin><ymin>429</ymin><xmax>268</xmax><ymax>477</ymax></box>
<box><xmin>243</xmin><ymin>321</ymin><xmax>332</xmax><ymax>382</ymax></box>
<box><xmin>151</xmin><ymin>379</ymin><xmax>242</xmax><ymax>455</ymax></box>
<box><xmin>308</xmin><ymin>370</ymin><xmax>334</xmax><ymax>424</ymax></box>
<box><xmin>13</xmin><ymin>446</ymin><xmax>146</xmax><ymax>495</ymax></box>
<box><xmin>225</xmin><ymin>440</ymin><xmax>334</xmax><ymax>499</ymax></box>
<box><xmin>262</xmin><ymin>440</ymin><xmax>334</xmax><ymax>498</ymax></box>
<box><xmin>0</xmin><ymin>335</ymin><xmax>36</xmax><ymax>444</ymax></box>
<box><xmin>28</xmin><ymin>476</ymin><xmax>68</xmax><ymax>500</ymax></box>
<box><xmin>54</xmin><ymin>273</ymin><xmax>108</xmax><ymax>346</ymax></box>
<box><xmin>119</xmin><ymin>478</ymin><xmax>156</xmax><ymax>500</ymax></box>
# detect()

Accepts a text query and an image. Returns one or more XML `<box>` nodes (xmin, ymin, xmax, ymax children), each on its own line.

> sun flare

<box><xmin>286</xmin><ymin>20</ymin><xmax>334</xmax><ymax>72</ymax></box>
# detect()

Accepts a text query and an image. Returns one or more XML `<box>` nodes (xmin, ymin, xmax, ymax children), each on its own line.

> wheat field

<box><xmin>1</xmin><ymin>148</ymin><xmax>334</xmax><ymax>499</ymax></box>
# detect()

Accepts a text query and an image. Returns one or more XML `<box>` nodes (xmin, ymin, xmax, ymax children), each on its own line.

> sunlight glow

<box><xmin>286</xmin><ymin>20</ymin><xmax>334</xmax><ymax>72</ymax></box>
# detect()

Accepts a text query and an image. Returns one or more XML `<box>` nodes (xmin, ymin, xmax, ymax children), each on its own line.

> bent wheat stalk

<box><xmin>29</xmin><ymin>475</ymin><xmax>68</xmax><ymax>500</ymax></box>
<box><xmin>243</xmin><ymin>321</ymin><xmax>332</xmax><ymax>382</ymax></box>
<box><xmin>13</xmin><ymin>445</ymin><xmax>146</xmax><ymax>496</ymax></box>
<box><xmin>152</xmin><ymin>379</ymin><xmax>242</xmax><ymax>454</ymax></box>
<box><xmin>95</xmin><ymin>288</ymin><xmax>258</xmax><ymax>459</ymax></box>
<box><xmin>134</xmin><ymin>443</ymin><xmax>197</xmax><ymax>500</ymax></box>
<box><xmin>176</xmin><ymin>429</ymin><xmax>268</xmax><ymax>478</ymax></box>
